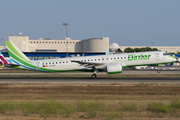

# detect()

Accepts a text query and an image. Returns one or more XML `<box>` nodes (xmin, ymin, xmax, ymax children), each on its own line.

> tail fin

<box><xmin>5</xmin><ymin>41</ymin><xmax>30</xmax><ymax>65</ymax></box>
<box><xmin>0</xmin><ymin>52</ymin><xmax>8</xmax><ymax>64</ymax></box>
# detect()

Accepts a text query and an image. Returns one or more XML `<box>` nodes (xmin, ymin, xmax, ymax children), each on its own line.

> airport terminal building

<box><xmin>1</xmin><ymin>35</ymin><xmax>109</xmax><ymax>60</ymax></box>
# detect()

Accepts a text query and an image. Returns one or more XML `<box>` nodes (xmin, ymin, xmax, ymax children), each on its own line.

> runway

<box><xmin>0</xmin><ymin>77</ymin><xmax>180</xmax><ymax>84</ymax></box>
<box><xmin>0</xmin><ymin>70</ymin><xmax>179</xmax><ymax>75</ymax></box>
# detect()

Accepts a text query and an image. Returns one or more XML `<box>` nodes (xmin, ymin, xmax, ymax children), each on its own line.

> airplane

<box><xmin>5</xmin><ymin>41</ymin><xmax>176</xmax><ymax>78</ymax></box>
<box><xmin>0</xmin><ymin>52</ymin><xmax>10</xmax><ymax>65</ymax></box>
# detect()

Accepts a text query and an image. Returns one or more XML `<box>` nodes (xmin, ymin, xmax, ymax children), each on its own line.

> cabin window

<box><xmin>88</xmin><ymin>60</ymin><xmax>90</xmax><ymax>61</ymax></box>
<box><xmin>117</xmin><ymin>57</ymin><xmax>119</xmax><ymax>59</ymax></box>
<box><xmin>52</xmin><ymin>62</ymin><xmax>54</xmax><ymax>64</ymax></box>
<box><xmin>124</xmin><ymin>57</ymin><xmax>126</xmax><ymax>59</ymax></box>
<box><xmin>106</xmin><ymin>57</ymin><xmax>108</xmax><ymax>60</ymax></box>
<box><xmin>63</xmin><ymin>61</ymin><xmax>65</xmax><ymax>63</ymax></box>
<box><xmin>46</xmin><ymin>63</ymin><xmax>48</xmax><ymax>65</ymax></box>
<box><xmin>111</xmin><ymin>58</ymin><xmax>112</xmax><ymax>60</ymax></box>
<box><xmin>91</xmin><ymin>59</ymin><xmax>93</xmax><ymax>61</ymax></box>
<box><xmin>114</xmin><ymin>58</ymin><xmax>116</xmax><ymax>59</ymax></box>
<box><xmin>56</xmin><ymin>62</ymin><xmax>58</xmax><ymax>64</ymax></box>
<box><xmin>66</xmin><ymin>61</ymin><xmax>68</xmax><ymax>63</ymax></box>
<box><xmin>59</xmin><ymin>62</ymin><xmax>61</xmax><ymax>64</ymax></box>
<box><xmin>121</xmin><ymin>57</ymin><xmax>123</xmax><ymax>59</ymax></box>
<box><xmin>49</xmin><ymin>63</ymin><xmax>51</xmax><ymax>64</ymax></box>
<box><xmin>95</xmin><ymin>59</ymin><xmax>96</xmax><ymax>61</ymax></box>
<box><xmin>98</xmin><ymin>59</ymin><xmax>100</xmax><ymax>61</ymax></box>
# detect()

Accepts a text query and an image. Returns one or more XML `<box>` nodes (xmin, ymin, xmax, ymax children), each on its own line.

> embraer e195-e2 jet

<box><xmin>5</xmin><ymin>41</ymin><xmax>176</xmax><ymax>78</ymax></box>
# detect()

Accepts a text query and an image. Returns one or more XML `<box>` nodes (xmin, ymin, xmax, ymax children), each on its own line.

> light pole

<box><xmin>63</xmin><ymin>23</ymin><xmax>70</xmax><ymax>57</ymax></box>
<box><xmin>151</xmin><ymin>42</ymin><xmax>154</xmax><ymax>48</ymax></box>
<box><xmin>1</xmin><ymin>39</ymin><xmax>3</xmax><ymax>47</ymax></box>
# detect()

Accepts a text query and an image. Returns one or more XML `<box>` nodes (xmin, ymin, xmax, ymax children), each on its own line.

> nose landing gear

<box><xmin>157</xmin><ymin>70</ymin><xmax>161</xmax><ymax>73</ymax></box>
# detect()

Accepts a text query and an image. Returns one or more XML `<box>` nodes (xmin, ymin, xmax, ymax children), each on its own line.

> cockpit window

<box><xmin>163</xmin><ymin>53</ymin><xmax>167</xmax><ymax>56</ymax></box>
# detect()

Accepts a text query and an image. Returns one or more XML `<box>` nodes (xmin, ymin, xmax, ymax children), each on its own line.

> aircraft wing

<box><xmin>71</xmin><ymin>60</ymin><xmax>105</xmax><ymax>67</ymax></box>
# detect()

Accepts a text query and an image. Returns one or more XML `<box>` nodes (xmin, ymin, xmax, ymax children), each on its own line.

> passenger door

<box><xmin>156</xmin><ymin>53</ymin><xmax>160</xmax><ymax>61</ymax></box>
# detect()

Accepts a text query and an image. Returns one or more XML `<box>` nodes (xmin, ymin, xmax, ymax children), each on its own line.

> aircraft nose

<box><xmin>173</xmin><ymin>58</ymin><xmax>177</xmax><ymax>62</ymax></box>
<box><xmin>168</xmin><ymin>55</ymin><xmax>177</xmax><ymax>62</ymax></box>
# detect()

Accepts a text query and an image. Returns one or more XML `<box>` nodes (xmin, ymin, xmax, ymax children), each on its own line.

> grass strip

<box><xmin>0</xmin><ymin>101</ymin><xmax>16</xmax><ymax>114</ymax></box>
<box><xmin>147</xmin><ymin>102</ymin><xmax>170</xmax><ymax>113</ymax></box>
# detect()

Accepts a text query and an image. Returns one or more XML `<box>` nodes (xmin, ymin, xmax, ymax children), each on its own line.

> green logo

<box><xmin>128</xmin><ymin>54</ymin><xmax>151</xmax><ymax>61</ymax></box>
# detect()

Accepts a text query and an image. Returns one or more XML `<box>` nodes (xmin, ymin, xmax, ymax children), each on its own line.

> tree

<box><xmin>140</xmin><ymin>47</ymin><xmax>147</xmax><ymax>52</ymax></box>
<box><xmin>145</xmin><ymin>47</ymin><xmax>152</xmax><ymax>51</ymax></box>
<box><xmin>124</xmin><ymin>47</ymin><xmax>159</xmax><ymax>53</ymax></box>
<box><xmin>124</xmin><ymin>47</ymin><xmax>134</xmax><ymax>53</ymax></box>
<box><xmin>152</xmin><ymin>48</ymin><xmax>158</xmax><ymax>51</ymax></box>
<box><xmin>168</xmin><ymin>52</ymin><xmax>175</xmax><ymax>54</ymax></box>
<box><xmin>133</xmin><ymin>48</ymin><xmax>141</xmax><ymax>52</ymax></box>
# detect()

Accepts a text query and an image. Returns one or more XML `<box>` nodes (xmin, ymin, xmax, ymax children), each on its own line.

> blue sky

<box><xmin>0</xmin><ymin>0</ymin><xmax>180</xmax><ymax>46</ymax></box>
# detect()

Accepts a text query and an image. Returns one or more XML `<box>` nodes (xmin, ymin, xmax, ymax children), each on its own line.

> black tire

<box><xmin>157</xmin><ymin>70</ymin><xmax>161</xmax><ymax>73</ymax></box>
<box><xmin>91</xmin><ymin>74</ymin><xmax>97</xmax><ymax>79</ymax></box>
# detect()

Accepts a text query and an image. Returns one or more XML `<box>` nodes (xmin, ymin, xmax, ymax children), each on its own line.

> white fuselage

<box><xmin>30</xmin><ymin>51</ymin><xmax>176</xmax><ymax>71</ymax></box>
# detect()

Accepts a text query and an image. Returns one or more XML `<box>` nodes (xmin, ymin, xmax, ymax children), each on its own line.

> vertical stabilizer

<box><xmin>5</xmin><ymin>41</ymin><xmax>30</xmax><ymax>63</ymax></box>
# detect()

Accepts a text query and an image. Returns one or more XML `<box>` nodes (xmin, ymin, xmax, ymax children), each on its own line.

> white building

<box><xmin>8</xmin><ymin>35</ymin><xmax>109</xmax><ymax>53</ymax></box>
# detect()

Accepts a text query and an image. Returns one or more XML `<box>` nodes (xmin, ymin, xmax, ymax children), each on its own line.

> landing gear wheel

<box><xmin>157</xmin><ymin>70</ymin><xmax>161</xmax><ymax>73</ymax></box>
<box><xmin>91</xmin><ymin>74</ymin><xmax>97</xmax><ymax>79</ymax></box>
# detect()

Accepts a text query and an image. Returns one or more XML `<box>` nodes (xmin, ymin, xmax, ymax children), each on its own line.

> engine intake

<box><xmin>105</xmin><ymin>63</ymin><xmax>122</xmax><ymax>74</ymax></box>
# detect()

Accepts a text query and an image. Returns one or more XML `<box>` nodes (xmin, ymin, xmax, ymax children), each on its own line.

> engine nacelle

<box><xmin>105</xmin><ymin>63</ymin><xmax>122</xmax><ymax>74</ymax></box>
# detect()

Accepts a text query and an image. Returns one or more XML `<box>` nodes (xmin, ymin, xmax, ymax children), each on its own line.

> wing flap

<box><xmin>71</xmin><ymin>60</ymin><xmax>105</xmax><ymax>67</ymax></box>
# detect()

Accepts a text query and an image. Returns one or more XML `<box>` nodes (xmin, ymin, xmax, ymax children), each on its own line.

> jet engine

<box><xmin>105</xmin><ymin>63</ymin><xmax>122</xmax><ymax>74</ymax></box>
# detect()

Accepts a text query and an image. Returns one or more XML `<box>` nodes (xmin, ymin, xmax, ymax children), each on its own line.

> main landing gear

<box><xmin>91</xmin><ymin>73</ymin><xmax>97</xmax><ymax>79</ymax></box>
<box><xmin>91</xmin><ymin>69</ymin><xmax>99</xmax><ymax>79</ymax></box>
